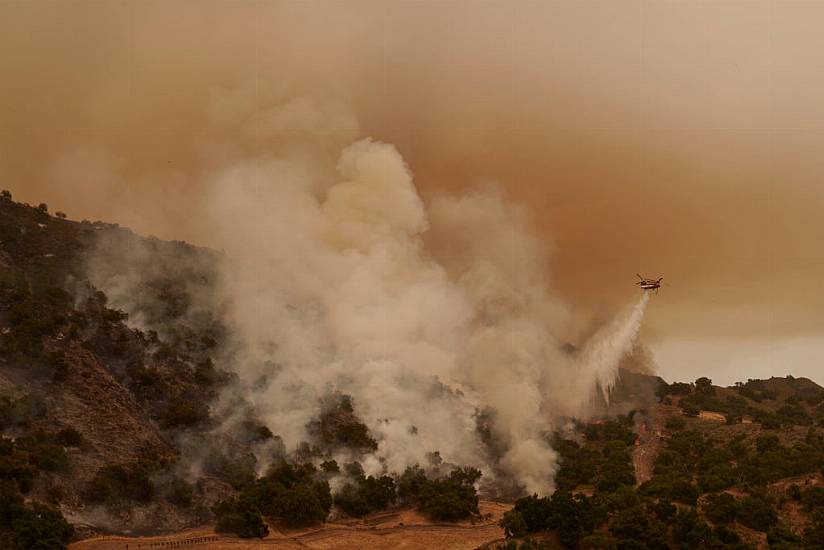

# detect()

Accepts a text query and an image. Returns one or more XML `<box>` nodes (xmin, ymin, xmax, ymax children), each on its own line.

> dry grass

<box><xmin>69</xmin><ymin>501</ymin><xmax>511</xmax><ymax>550</ymax></box>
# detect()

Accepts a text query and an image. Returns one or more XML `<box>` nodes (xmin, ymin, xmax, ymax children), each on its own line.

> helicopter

<box><xmin>636</xmin><ymin>274</ymin><xmax>663</xmax><ymax>294</ymax></box>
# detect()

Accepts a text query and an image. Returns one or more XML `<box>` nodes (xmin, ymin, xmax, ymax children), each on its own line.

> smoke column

<box><xmin>86</xmin><ymin>96</ymin><xmax>653</xmax><ymax>495</ymax></box>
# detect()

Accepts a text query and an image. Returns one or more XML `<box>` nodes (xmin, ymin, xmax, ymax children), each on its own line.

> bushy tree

<box><xmin>0</xmin><ymin>479</ymin><xmax>73</xmax><ymax>549</ymax></box>
<box><xmin>212</xmin><ymin>496</ymin><xmax>268</xmax><ymax>538</ymax></box>
<box><xmin>735</xmin><ymin>495</ymin><xmax>777</xmax><ymax>532</ymax></box>
<box><xmin>241</xmin><ymin>462</ymin><xmax>332</xmax><ymax>527</ymax></box>
<box><xmin>335</xmin><ymin>475</ymin><xmax>396</xmax><ymax>518</ymax></box>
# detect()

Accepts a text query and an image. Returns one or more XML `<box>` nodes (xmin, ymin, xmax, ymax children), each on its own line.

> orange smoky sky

<box><xmin>1</xmin><ymin>1</ymin><xmax>823</xmax><ymax>384</ymax></box>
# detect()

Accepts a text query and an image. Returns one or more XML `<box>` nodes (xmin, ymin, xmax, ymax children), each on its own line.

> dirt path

<box><xmin>69</xmin><ymin>502</ymin><xmax>511</xmax><ymax>550</ymax></box>
<box><xmin>632</xmin><ymin>406</ymin><xmax>664</xmax><ymax>486</ymax></box>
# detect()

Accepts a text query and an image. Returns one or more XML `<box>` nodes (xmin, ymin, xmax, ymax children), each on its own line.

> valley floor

<box><xmin>69</xmin><ymin>501</ymin><xmax>511</xmax><ymax>550</ymax></box>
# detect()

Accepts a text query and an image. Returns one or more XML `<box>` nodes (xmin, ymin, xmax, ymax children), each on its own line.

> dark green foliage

<box><xmin>0</xmin><ymin>394</ymin><xmax>47</xmax><ymax>428</ymax></box>
<box><xmin>801</xmin><ymin>486</ymin><xmax>824</xmax><ymax>511</ymax></box>
<box><xmin>85</xmin><ymin>463</ymin><xmax>155</xmax><ymax>504</ymax></box>
<box><xmin>671</xmin><ymin>509</ymin><xmax>716</xmax><ymax>548</ymax></box>
<box><xmin>594</xmin><ymin>441</ymin><xmax>635</xmax><ymax>493</ymax></box>
<box><xmin>125</xmin><ymin>362</ymin><xmax>161</xmax><ymax>388</ymax></box>
<box><xmin>320</xmin><ymin>460</ymin><xmax>339</xmax><ymax>474</ymax></box>
<box><xmin>703</xmin><ymin>492</ymin><xmax>738</xmax><ymax>524</ymax></box>
<box><xmin>804</xmin><ymin>510</ymin><xmax>824</xmax><ymax>548</ymax></box>
<box><xmin>682</xmin><ymin>403</ymin><xmax>700</xmax><ymax>417</ymax></box>
<box><xmin>307</xmin><ymin>392</ymin><xmax>378</xmax><ymax>452</ymax></box>
<box><xmin>610</xmin><ymin>504</ymin><xmax>669</xmax><ymax>549</ymax></box>
<box><xmin>652</xmin><ymin>499</ymin><xmax>676</xmax><ymax>522</ymax></box>
<box><xmin>702</xmin><ymin>491</ymin><xmax>776</xmax><ymax>533</ymax></box>
<box><xmin>204</xmin><ymin>452</ymin><xmax>257</xmax><ymax>491</ymax></box>
<box><xmin>500</xmin><ymin>508</ymin><xmax>529</xmax><ymax>538</ymax></box>
<box><xmin>395</xmin><ymin>465</ymin><xmax>482</xmax><ymax>522</ymax></box>
<box><xmin>554</xmin><ymin>428</ymin><xmax>634</xmax><ymax>495</ymax></box>
<box><xmin>735</xmin><ymin>379</ymin><xmax>777</xmax><ymax>402</ymax></box>
<box><xmin>335</xmin><ymin>467</ymin><xmax>397</xmax><ymax>518</ymax></box>
<box><xmin>194</xmin><ymin>358</ymin><xmax>227</xmax><ymax>387</ymax></box>
<box><xmin>660</xmin><ymin>381</ymin><xmax>693</xmax><ymax>397</ymax></box>
<box><xmin>695</xmin><ymin>377</ymin><xmax>714</xmax><ymax>394</ymax></box>
<box><xmin>767</xmin><ymin>525</ymin><xmax>801</xmax><ymax>549</ymax></box>
<box><xmin>0</xmin><ymin>479</ymin><xmax>73</xmax><ymax>549</ymax></box>
<box><xmin>736</xmin><ymin>495</ymin><xmax>777</xmax><ymax>532</ymax></box>
<box><xmin>775</xmin><ymin>404</ymin><xmax>812</xmax><ymax>426</ymax></box>
<box><xmin>239</xmin><ymin>462</ymin><xmax>332</xmax><ymax>527</ymax></box>
<box><xmin>239</xmin><ymin>419</ymin><xmax>274</xmax><ymax>444</ymax></box>
<box><xmin>0</xmin><ymin>438</ymin><xmax>37</xmax><ymax>493</ymax></box>
<box><xmin>397</xmin><ymin>465</ymin><xmax>428</xmax><ymax>503</ymax></box>
<box><xmin>410</xmin><ymin>468</ymin><xmax>480</xmax><ymax>522</ymax></box>
<box><xmin>553</xmin><ymin>437</ymin><xmax>601</xmax><ymax>490</ymax></box>
<box><xmin>584</xmin><ymin>419</ymin><xmax>636</xmax><ymax>446</ymax></box>
<box><xmin>15</xmin><ymin>433</ymin><xmax>69</xmax><ymax>473</ymax></box>
<box><xmin>1</xmin><ymin>286</ymin><xmax>70</xmax><ymax>358</ymax></box>
<box><xmin>417</xmin><ymin>478</ymin><xmax>478</xmax><ymax>521</ymax></box>
<box><xmin>502</xmin><ymin>491</ymin><xmax>607</xmax><ymax>549</ymax></box>
<box><xmin>665</xmin><ymin>416</ymin><xmax>685</xmax><ymax>430</ymax></box>
<box><xmin>212</xmin><ymin>496</ymin><xmax>269</xmax><ymax>538</ymax></box>
<box><xmin>736</xmin><ymin>436</ymin><xmax>824</xmax><ymax>485</ymax></box>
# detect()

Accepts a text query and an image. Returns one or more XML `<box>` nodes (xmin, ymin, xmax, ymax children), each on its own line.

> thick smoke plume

<box><xmin>85</xmin><ymin>95</ymin><xmax>650</xmax><ymax>495</ymax></box>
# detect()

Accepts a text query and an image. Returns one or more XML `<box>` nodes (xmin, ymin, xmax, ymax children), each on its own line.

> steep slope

<box><xmin>0</xmin><ymin>195</ymin><xmax>238</xmax><ymax>535</ymax></box>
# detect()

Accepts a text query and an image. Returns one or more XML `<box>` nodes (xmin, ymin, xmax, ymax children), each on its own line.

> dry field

<box><xmin>69</xmin><ymin>501</ymin><xmax>511</xmax><ymax>550</ymax></box>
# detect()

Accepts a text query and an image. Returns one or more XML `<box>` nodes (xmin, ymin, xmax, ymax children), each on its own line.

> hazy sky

<box><xmin>1</xmin><ymin>1</ymin><xmax>822</xmax><ymax>385</ymax></box>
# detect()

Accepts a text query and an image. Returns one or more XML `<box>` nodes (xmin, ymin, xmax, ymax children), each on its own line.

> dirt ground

<box><xmin>69</xmin><ymin>501</ymin><xmax>511</xmax><ymax>550</ymax></box>
<box><xmin>632</xmin><ymin>405</ymin><xmax>665</xmax><ymax>486</ymax></box>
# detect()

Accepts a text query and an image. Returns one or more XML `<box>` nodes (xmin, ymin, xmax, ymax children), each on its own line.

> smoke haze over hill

<box><xmin>3</xmin><ymin>2</ymin><xmax>823</xmax><ymax>387</ymax></box>
<box><xmin>82</xmin><ymin>95</ymin><xmax>652</xmax><ymax>493</ymax></box>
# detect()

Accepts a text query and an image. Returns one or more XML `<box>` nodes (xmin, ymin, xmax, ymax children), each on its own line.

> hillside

<box><xmin>1</xmin><ymin>193</ymin><xmax>823</xmax><ymax>549</ymax></box>
<box><xmin>497</xmin><ymin>375</ymin><xmax>824</xmax><ymax>549</ymax></box>
<box><xmin>0</xmin><ymin>194</ymin><xmax>275</xmax><ymax>544</ymax></box>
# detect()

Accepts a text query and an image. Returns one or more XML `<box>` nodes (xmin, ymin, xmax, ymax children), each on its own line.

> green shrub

<box><xmin>703</xmin><ymin>492</ymin><xmax>737</xmax><ymax>524</ymax></box>
<box><xmin>802</xmin><ymin>486</ymin><xmax>824</xmax><ymax>511</ymax></box>
<box><xmin>0</xmin><ymin>479</ymin><xmax>73</xmax><ymax>549</ymax></box>
<box><xmin>320</xmin><ymin>460</ymin><xmax>339</xmax><ymax>474</ymax></box>
<box><xmin>270</xmin><ymin>483</ymin><xmax>332</xmax><ymax>526</ymax></box>
<box><xmin>0</xmin><ymin>438</ymin><xmax>37</xmax><ymax>493</ymax></box>
<box><xmin>241</xmin><ymin>462</ymin><xmax>332</xmax><ymax>527</ymax></box>
<box><xmin>736</xmin><ymin>495</ymin><xmax>777</xmax><ymax>532</ymax></box>
<box><xmin>335</xmin><ymin>475</ymin><xmax>396</xmax><ymax>518</ymax></box>
<box><xmin>500</xmin><ymin>510</ymin><xmax>529</xmax><ymax>538</ymax></box>
<box><xmin>0</xmin><ymin>394</ymin><xmax>47</xmax><ymax>429</ymax></box>
<box><xmin>239</xmin><ymin>420</ymin><xmax>273</xmax><ymax>444</ymax></box>
<box><xmin>212</xmin><ymin>497</ymin><xmax>268</xmax><ymax>538</ymax></box>
<box><xmin>15</xmin><ymin>435</ymin><xmax>69</xmax><ymax>473</ymax></box>
<box><xmin>204</xmin><ymin>453</ymin><xmax>256</xmax><ymax>491</ymax></box>
<box><xmin>417</xmin><ymin>477</ymin><xmax>479</xmax><ymax>521</ymax></box>
<box><xmin>307</xmin><ymin>393</ymin><xmax>377</xmax><ymax>452</ymax></box>
<box><xmin>767</xmin><ymin>525</ymin><xmax>801</xmax><ymax>548</ymax></box>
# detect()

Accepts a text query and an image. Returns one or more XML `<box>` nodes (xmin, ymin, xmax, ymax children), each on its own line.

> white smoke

<box><xmin>86</xmin><ymin>94</ymin><xmax>652</xmax><ymax>495</ymax></box>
